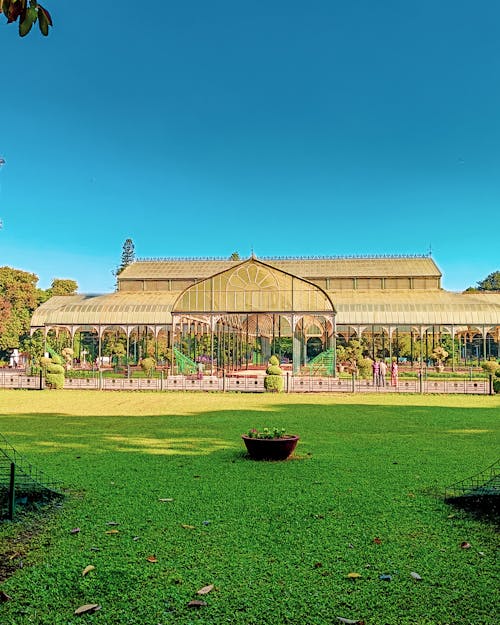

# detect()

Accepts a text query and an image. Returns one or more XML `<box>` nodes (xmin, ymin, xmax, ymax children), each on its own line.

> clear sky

<box><xmin>1</xmin><ymin>1</ymin><xmax>499</xmax><ymax>293</ymax></box>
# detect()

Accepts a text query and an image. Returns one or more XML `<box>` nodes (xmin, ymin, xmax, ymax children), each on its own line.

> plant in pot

<box><xmin>264</xmin><ymin>355</ymin><xmax>284</xmax><ymax>392</ymax></box>
<box><xmin>241</xmin><ymin>427</ymin><xmax>299</xmax><ymax>461</ymax></box>
<box><xmin>431</xmin><ymin>346</ymin><xmax>448</xmax><ymax>372</ymax></box>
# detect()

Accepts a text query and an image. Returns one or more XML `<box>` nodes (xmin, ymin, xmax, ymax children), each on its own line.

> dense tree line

<box><xmin>0</xmin><ymin>266</ymin><xmax>77</xmax><ymax>363</ymax></box>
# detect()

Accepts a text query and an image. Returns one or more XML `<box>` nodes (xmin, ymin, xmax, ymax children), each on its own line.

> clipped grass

<box><xmin>0</xmin><ymin>390</ymin><xmax>499</xmax><ymax>625</ymax></box>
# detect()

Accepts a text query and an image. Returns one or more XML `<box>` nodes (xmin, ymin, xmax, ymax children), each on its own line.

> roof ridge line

<box><xmin>134</xmin><ymin>254</ymin><xmax>432</xmax><ymax>262</ymax></box>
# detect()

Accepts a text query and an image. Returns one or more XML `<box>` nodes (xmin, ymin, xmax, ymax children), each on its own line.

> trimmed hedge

<box><xmin>264</xmin><ymin>355</ymin><xmax>284</xmax><ymax>392</ymax></box>
<box><xmin>45</xmin><ymin>362</ymin><xmax>65</xmax><ymax>389</ymax></box>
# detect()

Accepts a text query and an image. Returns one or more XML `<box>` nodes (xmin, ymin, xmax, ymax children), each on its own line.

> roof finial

<box><xmin>250</xmin><ymin>247</ymin><xmax>255</xmax><ymax>259</ymax></box>
<box><xmin>428</xmin><ymin>242</ymin><xmax>432</xmax><ymax>257</ymax></box>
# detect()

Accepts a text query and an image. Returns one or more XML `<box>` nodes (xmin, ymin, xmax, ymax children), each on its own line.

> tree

<box><xmin>1</xmin><ymin>0</ymin><xmax>53</xmax><ymax>37</ymax></box>
<box><xmin>47</xmin><ymin>278</ymin><xmax>78</xmax><ymax>297</ymax></box>
<box><xmin>229</xmin><ymin>252</ymin><xmax>241</xmax><ymax>261</ymax></box>
<box><xmin>0</xmin><ymin>266</ymin><xmax>39</xmax><ymax>352</ymax></box>
<box><xmin>115</xmin><ymin>238</ymin><xmax>135</xmax><ymax>274</ymax></box>
<box><xmin>476</xmin><ymin>270</ymin><xmax>500</xmax><ymax>291</ymax></box>
<box><xmin>465</xmin><ymin>270</ymin><xmax>500</xmax><ymax>292</ymax></box>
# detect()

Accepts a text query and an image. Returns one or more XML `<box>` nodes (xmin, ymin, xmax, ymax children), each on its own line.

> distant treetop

<box><xmin>465</xmin><ymin>270</ymin><xmax>500</xmax><ymax>292</ymax></box>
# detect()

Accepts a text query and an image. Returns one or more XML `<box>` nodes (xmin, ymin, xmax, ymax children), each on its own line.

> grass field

<box><xmin>0</xmin><ymin>390</ymin><xmax>499</xmax><ymax>625</ymax></box>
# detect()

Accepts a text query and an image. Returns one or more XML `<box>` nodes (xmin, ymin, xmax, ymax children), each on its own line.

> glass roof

<box><xmin>173</xmin><ymin>258</ymin><xmax>336</xmax><ymax>314</ymax></box>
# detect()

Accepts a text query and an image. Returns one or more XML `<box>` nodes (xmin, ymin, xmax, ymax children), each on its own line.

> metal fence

<box><xmin>0</xmin><ymin>370</ymin><xmax>492</xmax><ymax>394</ymax></box>
<box><xmin>0</xmin><ymin>432</ymin><xmax>63</xmax><ymax>519</ymax></box>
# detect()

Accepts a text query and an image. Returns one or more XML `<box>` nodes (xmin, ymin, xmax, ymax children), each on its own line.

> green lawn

<box><xmin>1</xmin><ymin>391</ymin><xmax>499</xmax><ymax>625</ymax></box>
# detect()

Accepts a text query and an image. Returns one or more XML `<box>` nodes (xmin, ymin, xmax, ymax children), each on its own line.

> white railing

<box><xmin>0</xmin><ymin>370</ymin><xmax>490</xmax><ymax>395</ymax></box>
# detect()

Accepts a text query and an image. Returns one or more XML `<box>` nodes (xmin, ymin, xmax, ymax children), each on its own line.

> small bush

<box><xmin>45</xmin><ymin>363</ymin><xmax>65</xmax><ymax>389</ymax></box>
<box><xmin>141</xmin><ymin>357</ymin><xmax>156</xmax><ymax>378</ymax></box>
<box><xmin>264</xmin><ymin>355</ymin><xmax>284</xmax><ymax>392</ymax></box>
<box><xmin>481</xmin><ymin>361</ymin><xmax>499</xmax><ymax>375</ymax></box>
<box><xmin>40</xmin><ymin>356</ymin><xmax>52</xmax><ymax>368</ymax></box>
<box><xmin>264</xmin><ymin>374</ymin><xmax>284</xmax><ymax>392</ymax></box>
<box><xmin>357</xmin><ymin>357</ymin><xmax>373</xmax><ymax>379</ymax></box>
<box><xmin>50</xmin><ymin>353</ymin><xmax>63</xmax><ymax>365</ymax></box>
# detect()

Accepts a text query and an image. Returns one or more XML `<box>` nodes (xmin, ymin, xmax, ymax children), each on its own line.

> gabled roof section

<box><xmin>118</xmin><ymin>255</ymin><xmax>442</xmax><ymax>281</ymax></box>
<box><xmin>173</xmin><ymin>257</ymin><xmax>335</xmax><ymax>314</ymax></box>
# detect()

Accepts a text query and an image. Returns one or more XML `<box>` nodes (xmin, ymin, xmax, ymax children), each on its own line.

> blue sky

<box><xmin>1</xmin><ymin>1</ymin><xmax>499</xmax><ymax>293</ymax></box>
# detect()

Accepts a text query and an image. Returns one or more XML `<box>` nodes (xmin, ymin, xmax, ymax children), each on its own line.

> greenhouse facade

<box><xmin>30</xmin><ymin>255</ymin><xmax>500</xmax><ymax>374</ymax></box>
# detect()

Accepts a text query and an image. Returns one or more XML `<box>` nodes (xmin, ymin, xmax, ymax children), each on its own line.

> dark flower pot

<box><xmin>241</xmin><ymin>435</ymin><xmax>299</xmax><ymax>461</ymax></box>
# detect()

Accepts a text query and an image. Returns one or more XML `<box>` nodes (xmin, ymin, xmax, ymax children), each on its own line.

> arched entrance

<box><xmin>171</xmin><ymin>257</ymin><xmax>336</xmax><ymax>375</ymax></box>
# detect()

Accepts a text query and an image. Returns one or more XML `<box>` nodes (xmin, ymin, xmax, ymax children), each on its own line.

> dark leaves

<box><xmin>1</xmin><ymin>1</ymin><xmax>53</xmax><ymax>37</ymax></box>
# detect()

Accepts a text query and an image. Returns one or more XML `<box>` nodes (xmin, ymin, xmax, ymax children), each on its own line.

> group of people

<box><xmin>372</xmin><ymin>358</ymin><xmax>398</xmax><ymax>387</ymax></box>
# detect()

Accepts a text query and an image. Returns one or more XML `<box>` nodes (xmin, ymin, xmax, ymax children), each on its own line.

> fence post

<box><xmin>160</xmin><ymin>370</ymin><xmax>164</xmax><ymax>392</ymax></box>
<box><xmin>222</xmin><ymin>371</ymin><xmax>226</xmax><ymax>392</ymax></box>
<box><xmin>286</xmin><ymin>372</ymin><xmax>290</xmax><ymax>393</ymax></box>
<box><xmin>351</xmin><ymin>373</ymin><xmax>355</xmax><ymax>393</ymax></box>
<box><xmin>8</xmin><ymin>462</ymin><xmax>16</xmax><ymax>520</ymax></box>
<box><xmin>419</xmin><ymin>370</ymin><xmax>423</xmax><ymax>394</ymax></box>
<box><xmin>39</xmin><ymin>370</ymin><xmax>43</xmax><ymax>390</ymax></box>
<box><xmin>489</xmin><ymin>374</ymin><xmax>493</xmax><ymax>396</ymax></box>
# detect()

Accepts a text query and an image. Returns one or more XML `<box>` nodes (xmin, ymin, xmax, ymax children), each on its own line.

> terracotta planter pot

<box><xmin>241</xmin><ymin>435</ymin><xmax>299</xmax><ymax>460</ymax></box>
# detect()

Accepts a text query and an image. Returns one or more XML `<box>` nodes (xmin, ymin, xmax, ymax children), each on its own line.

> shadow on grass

<box><xmin>445</xmin><ymin>495</ymin><xmax>500</xmax><ymax>528</ymax></box>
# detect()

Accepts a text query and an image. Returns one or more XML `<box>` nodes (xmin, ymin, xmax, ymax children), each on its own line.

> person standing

<box><xmin>372</xmin><ymin>359</ymin><xmax>379</xmax><ymax>386</ymax></box>
<box><xmin>378</xmin><ymin>359</ymin><xmax>387</xmax><ymax>387</ymax></box>
<box><xmin>391</xmin><ymin>360</ymin><xmax>399</xmax><ymax>387</ymax></box>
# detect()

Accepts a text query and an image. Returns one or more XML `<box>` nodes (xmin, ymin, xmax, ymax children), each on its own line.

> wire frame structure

<box><xmin>0</xmin><ymin>433</ymin><xmax>64</xmax><ymax>520</ymax></box>
<box><xmin>444</xmin><ymin>459</ymin><xmax>499</xmax><ymax>518</ymax></box>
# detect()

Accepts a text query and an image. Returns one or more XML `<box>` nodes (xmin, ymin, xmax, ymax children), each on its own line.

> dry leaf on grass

<box><xmin>410</xmin><ymin>571</ymin><xmax>422</xmax><ymax>580</ymax></box>
<box><xmin>146</xmin><ymin>556</ymin><xmax>158</xmax><ymax>563</ymax></box>
<box><xmin>337</xmin><ymin>617</ymin><xmax>365</xmax><ymax>624</ymax></box>
<box><xmin>461</xmin><ymin>541</ymin><xmax>471</xmax><ymax>549</ymax></box>
<box><xmin>347</xmin><ymin>572</ymin><xmax>362</xmax><ymax>579</ymax></box>
<box><xmin>82</xmin><ymin>565</ymin><xmax>95</xmax><ymax>577</ymax></box>
<box><xmin>0</xmin><ymin>591</ymin><xmax>12</xmax><ymax>602</ymax></box>
<box><xmin>105</xmin><ymin>529</ymin><xmax>119</xmax><ymax>534</ymax></box>
<box><xmin>159</xmin><ymin>498</ymin><xmax>174</xmax><ymax>502</ymax></box>
<box><xmin>181</xmin><ymin>524</ymin><xmax>196</xmax><ymax>530</ymax></box>
<box><xmin>196</xmin><ymin>584</ymin><xmax>214</xmax><ymax>595</ymax></box>
<box><xmin>187</xmin><ymin>600</ymin><xmax>207</xmax><ymax>608</ymax></box>
<box><xmin>70</xmin><ymin>528</ymin><xmax>80</xmax><ymax>534</ymax></box>
<box><xmin>373</xmin><ymin>537</ymin><xmax>382</xmax><ymax>544</ymax></box>
<box><xmin>74</xmin><ymin>604</ymin><xmax>101</xmax><ymax>615</ymax></box>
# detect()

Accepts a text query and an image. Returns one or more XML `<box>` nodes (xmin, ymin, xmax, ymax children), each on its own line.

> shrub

<box><xmin>481</xmin><ymin>361</ymin><xmax>499</xmax><ymax>375</ymax></box>
<box><xmin>264</xmin><ymin>355</ymin><xmax>284</xmax><ymax>392</ymax></box>
<box><xmin>141</xmin><ymin>357</ymin><xmax>156</xmax><ymax>378</ymax></box>
<box><xmin>45</xmin><ymin>362</ymin><xmax>65</xmax><ymax>389</ymax></box>
<box><xmin>357</xmin><ymin>357</ymin><xmax>373</xmax><ymax>379</ymax></box>
<box><xmin>431</xmin><ymin>346</ymin><xmax>449</xmax><ymax>365</ymax></box>
<box><xmin>61</xmin><ymin>347</ymin><xmax>74</xmax><ymax>369</ymax></box>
